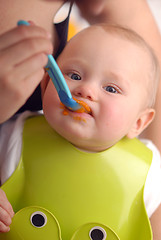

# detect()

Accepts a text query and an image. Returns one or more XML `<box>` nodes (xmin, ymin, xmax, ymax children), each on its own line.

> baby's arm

<box><xmin>0</xmin><ymin>189</ymin><xmax>14</xmax><ymax>232</ymax></box>
<box><xmin>0</xmin><ymin>23</ymin><xmax>53</xmax><ymax>124</ymax></box>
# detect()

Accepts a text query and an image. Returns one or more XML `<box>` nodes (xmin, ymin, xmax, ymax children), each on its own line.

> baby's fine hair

<box><xmin>94</xmin><ymin>23</ymin><xmax>160</xmax><ymax>108</ymax></box>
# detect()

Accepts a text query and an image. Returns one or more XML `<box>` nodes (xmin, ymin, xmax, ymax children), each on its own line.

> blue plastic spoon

<box><xmin>17</xmin><ymin>20</ymin><xmax>83</xmax><ymax>111</ymax></box>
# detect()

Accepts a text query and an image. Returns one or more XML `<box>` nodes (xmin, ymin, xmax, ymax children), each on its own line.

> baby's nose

<box><xmin>73</xmin><ymin>86</ymin><xmax>95</xmax><ymax>101</ymax></box>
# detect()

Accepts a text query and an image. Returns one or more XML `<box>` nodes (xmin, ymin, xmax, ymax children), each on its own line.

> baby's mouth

<box><xmin>60</xmin><ymin>98</ymin><xmax>92</xmax><ymax>117</ymax></box>
<box><xmin>72</xmin><ymin>98</ymin><xmax>92</xmax><ymax>115</ymax></box>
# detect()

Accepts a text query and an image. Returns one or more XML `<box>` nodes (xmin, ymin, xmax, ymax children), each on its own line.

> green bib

<box><xmin>1</xmin><ymin>115</ymin><xmax>153</xmax><ymax>240</ymax></box>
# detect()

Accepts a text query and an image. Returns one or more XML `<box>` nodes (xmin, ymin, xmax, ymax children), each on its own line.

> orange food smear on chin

<box><xmin>73</xmin><ymin>116</ymin><xmax>86</xmax><ymax>122</ymax></box>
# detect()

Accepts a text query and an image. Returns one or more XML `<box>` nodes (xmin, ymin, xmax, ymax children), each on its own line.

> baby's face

<box><xmin>43</xmin><ymin>26</ymin><xmax>151</xmax><ymax>152</ymax></box>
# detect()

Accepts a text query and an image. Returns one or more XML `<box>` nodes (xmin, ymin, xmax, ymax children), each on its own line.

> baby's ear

<box><xmin>126</xmin><ymin>108</ymin><xmax>155</xmax><ymax>139</ymax></box>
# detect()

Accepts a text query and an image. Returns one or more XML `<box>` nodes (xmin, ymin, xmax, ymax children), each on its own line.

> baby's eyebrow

<box><xmin>106</xmin><ymin>71</ymin><xmax>130</xmax><ymax>88</ymax></box>
<box><xmin>60</xmin><ymin>58</ymin><xmax>89</xmax><ymax>68</ymax></box>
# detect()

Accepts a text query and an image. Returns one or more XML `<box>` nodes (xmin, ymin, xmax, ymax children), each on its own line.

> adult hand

<box><xmin>0</xmin><ymin>24</ymin><xmax>53</xmax><ymax>123</ymax></box>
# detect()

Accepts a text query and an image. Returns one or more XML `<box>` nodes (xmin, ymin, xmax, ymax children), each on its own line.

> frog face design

<box><xmin>0</xmin><ymin>207</ymin><xmax>119</xmax><ymax>240</ymax></box>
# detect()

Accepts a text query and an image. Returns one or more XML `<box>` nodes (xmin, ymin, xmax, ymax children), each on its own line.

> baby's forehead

<box><xmin>67</xmin><ymin>26</ymin><xmax>150</xmax><ymax>60</ymax></box>
<box><xmin>61</xmin><ymin>26</ymin><xmax>152</xmax><ymax>74</ymax></box>
<box><xmin>69</xmin><ymin>25</ymin><xmax>143</xmax><ymax>50</ymax></box>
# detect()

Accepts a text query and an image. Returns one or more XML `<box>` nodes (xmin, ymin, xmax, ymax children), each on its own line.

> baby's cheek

<box><xmin>99</xmin><ymin>113</ymin><xmax>124</xmax><ymax>134</ymax></box>
<box><xmin>41</xmin><ymin>73</ymin><xmax>50</xmax><ymax>98</ymax></box>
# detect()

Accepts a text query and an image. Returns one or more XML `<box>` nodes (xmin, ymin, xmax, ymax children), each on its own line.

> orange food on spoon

<box><xmin>72</xmin><ymin>98</ymin><xmax>91</xmax><ymax>113</ymax></box>
<box><xmin>61</xmin><ymin>98</ymin><xmax>91</xmax><ymax>121</ymax></box>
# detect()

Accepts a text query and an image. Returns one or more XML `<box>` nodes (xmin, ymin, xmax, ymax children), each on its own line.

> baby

<box><xmin>43</xmin><ymin>24</ymin><xmax>159</xmax><ymax>152</ymax></box>
<box><xmin>0</xmin><ymin>24</ymin><xmax>161</xmax><ymax>239</ymax></box>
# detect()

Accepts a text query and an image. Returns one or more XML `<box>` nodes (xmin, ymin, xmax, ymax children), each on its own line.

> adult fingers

<box><xmin>0</xmin><ymin>37</ymin><xmax>53</xmax><ymax>72</ymax></box>
<box><xmin>0</xmin><ymin>54</ymin><xmax>47</xmax><ymax>104</ymax></box>
<box><xmin>0</xmin><ymin>25</ymin><xmax>51</xmax><ymax>51</ymax></box>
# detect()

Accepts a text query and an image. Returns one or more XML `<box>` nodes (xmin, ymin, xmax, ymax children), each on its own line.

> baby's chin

<box><xmin>57</xmin><ymin>127</ymin><xmax>89</xmax><ymax>143</ymax></box>
<box><xmin>70</xmin><ymin>142</ymin><xmax>111</xmax><ymax>153</ymax></box>
<box><xmin>58</xmin><ymin>132</ymin><xmax>110</xmax><ymax>153</ymax></box>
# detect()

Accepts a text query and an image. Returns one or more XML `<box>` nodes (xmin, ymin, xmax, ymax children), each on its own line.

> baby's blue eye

<box><xmin>69</xmin><ymin>73</ymin><xmax>81</xmax><ymax>80</ymax></box>
<box><xmin>104</xmin><ymin>86</ymin><xmax>118</xmax><ymax>93</ymax></box>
